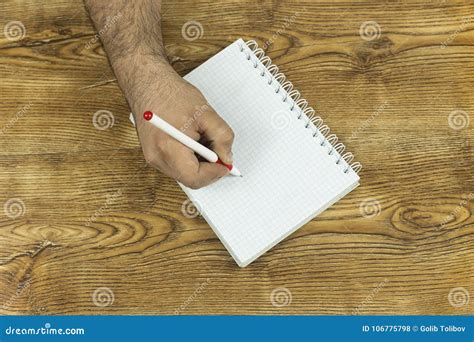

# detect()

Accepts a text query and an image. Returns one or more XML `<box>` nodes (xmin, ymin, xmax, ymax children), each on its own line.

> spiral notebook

<box><xmin>132</xmin><ymin>39</ymin><xmax>361</xmax><ymax>267</ymax></box>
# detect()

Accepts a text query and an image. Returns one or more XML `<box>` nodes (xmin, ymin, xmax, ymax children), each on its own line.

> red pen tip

<box><xmin>143</xmin><ymin>111</ymin><xmax>153</xmax><ymax>121</ymax></box>
<box><xmin>216</xmin><ymin>158</ymin><xmax>233</xmax><ymax>171</ymax></box>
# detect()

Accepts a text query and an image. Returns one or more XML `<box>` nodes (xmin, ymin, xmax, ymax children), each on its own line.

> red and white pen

<box><xmin>143</xmin><ymin>111</ymin><xmax>242</xmax><ymax>177</ymax></box>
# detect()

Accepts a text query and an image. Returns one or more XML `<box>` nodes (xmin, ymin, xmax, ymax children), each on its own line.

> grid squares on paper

<box><xmin>181</xmin><ymin>39</ymin><xmax>360</xmax><ymax>266</ymax></box>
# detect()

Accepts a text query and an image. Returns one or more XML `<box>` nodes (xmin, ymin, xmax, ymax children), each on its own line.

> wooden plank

<box><xmin>0</xmin><ymin>0</ymin><xmax>472</xmax><ymax>315</ymax></box>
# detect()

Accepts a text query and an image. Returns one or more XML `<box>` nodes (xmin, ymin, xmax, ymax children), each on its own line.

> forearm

<box><xmin>84</xmin><ymin>1</ymin><xmax>235</xmax><ymax>188</ymax></box>
<box><xmin>84</xmin><ymin>0</ymin><xmax>175</xmax><ymax>112</ymax></box>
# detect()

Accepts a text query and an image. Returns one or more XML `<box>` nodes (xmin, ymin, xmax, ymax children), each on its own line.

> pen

<box><xmin>143</xmin><ymin>111</ymin><xmax>242</xmax><ymax>177</ymax></box>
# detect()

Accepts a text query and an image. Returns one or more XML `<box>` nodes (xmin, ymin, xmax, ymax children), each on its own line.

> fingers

<box><xmin>152</xmin><ymin>138</ymin><xmax>229</xmax><ymax>189</ymax></box>
<box><xmin>186</xmin><ymin>162</ymin><xmax>229</xmax><ymax>189</ymax></box>
<box><xmin>138</xmin><ymin>85</ymin><xmax>235</xmax><ymax>189</ymax></box>
<box><xmin>173</xmin><ymin>148</ymin><xmax>230</xmax><ymax>189</ymax></box>
<box><xmin>198</xmin><ymin>106</ymin><xmax>235</xmax><ymax>164</ymax></box>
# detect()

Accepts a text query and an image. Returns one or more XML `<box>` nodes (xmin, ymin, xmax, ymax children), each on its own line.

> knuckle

<box><xmin>215</xmin><ymin>126</ymin><xmax>234</xmax><ymax>142</ymax></box>
<box><xmin>187</xmin><ymin>182</ymin><xmax>202</xmax><ymax>190</ymax></box>
<box><xmin>185</xmin><ymin>83</ymin><xmax>203</xmax><ymax>99</ymax></box>
<box><xmin>143</xmin><ymin>151</ymin><xmax>157</xmax><ymax>166</ymax></box>
<box><xmin>180</xmin><ymin>176</ymin><xmax>201</xmax><ymax>189</ymax></box>
<box><xmin>156</xmin><ymin>141</ymin><xmax>172</xmax><ymax>159</ymax></box>
<box><xmin>226</xmin><ymin>129</ymin><xmax>235</xmax><ymax>141</ymax></box>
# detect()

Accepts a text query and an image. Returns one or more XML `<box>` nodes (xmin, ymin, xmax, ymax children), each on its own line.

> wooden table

<box><xmin>1</xmin><ymin>0</ymin><xmax>472</xmax><ymax>315</ymax></box>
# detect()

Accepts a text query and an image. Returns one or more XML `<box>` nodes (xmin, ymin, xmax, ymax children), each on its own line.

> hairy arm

<box><xmin>84</xmin><ymin>0</ymin><xmax>169</xmax><ymax>112</ymax></box>
<box><xmin>84</xmin><ymin>0</ymin><xmax>234</xmax><ymax>189</ymax></box>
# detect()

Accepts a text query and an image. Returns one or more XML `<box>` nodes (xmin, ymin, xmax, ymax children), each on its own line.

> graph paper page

<box><xmin>181</xmin><ymin>39</ymin><xmax>359</xmax><ymax>266</ymax></box>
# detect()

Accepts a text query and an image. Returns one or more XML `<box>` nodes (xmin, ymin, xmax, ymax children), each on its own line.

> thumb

<box><xmin>198</xmin><ymin>106</ymin><xmax>235</xmax><ymax>165</ymax></box>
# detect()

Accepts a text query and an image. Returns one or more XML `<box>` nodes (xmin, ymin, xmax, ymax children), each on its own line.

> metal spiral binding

<box><xmin>239</xmin><ymin>40</ymin><xmax>362</xmax><ymax>175</ymax></box>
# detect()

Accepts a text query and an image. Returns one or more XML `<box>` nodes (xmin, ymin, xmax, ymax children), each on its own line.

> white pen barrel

<box><xmin>149</xmin><ymin>114</ymin><xmax>218</xmax><ymax>162</ymax></box>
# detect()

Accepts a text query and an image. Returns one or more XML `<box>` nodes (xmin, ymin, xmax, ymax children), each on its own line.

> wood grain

<box><xmin>0</xmin><ymin>0</ymin><xmax>473</xmax><ymax>315</ymax></box>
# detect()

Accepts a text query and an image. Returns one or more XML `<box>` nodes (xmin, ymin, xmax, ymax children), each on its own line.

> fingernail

<box><xmin>223</xmin><ymin>151</ymin><xmax>233</xmax><ymax>164</ymax></box>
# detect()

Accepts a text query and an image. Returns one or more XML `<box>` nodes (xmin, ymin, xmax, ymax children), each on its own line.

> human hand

<box><xmin>126</xmin><ymin>58</ymin><xmax>235</xmax><ymax>189</ymax></box>
<box><xmin>85</xmin><ymin>0</ymin><xmax>234</xmax><ymax>188</ymax></box>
